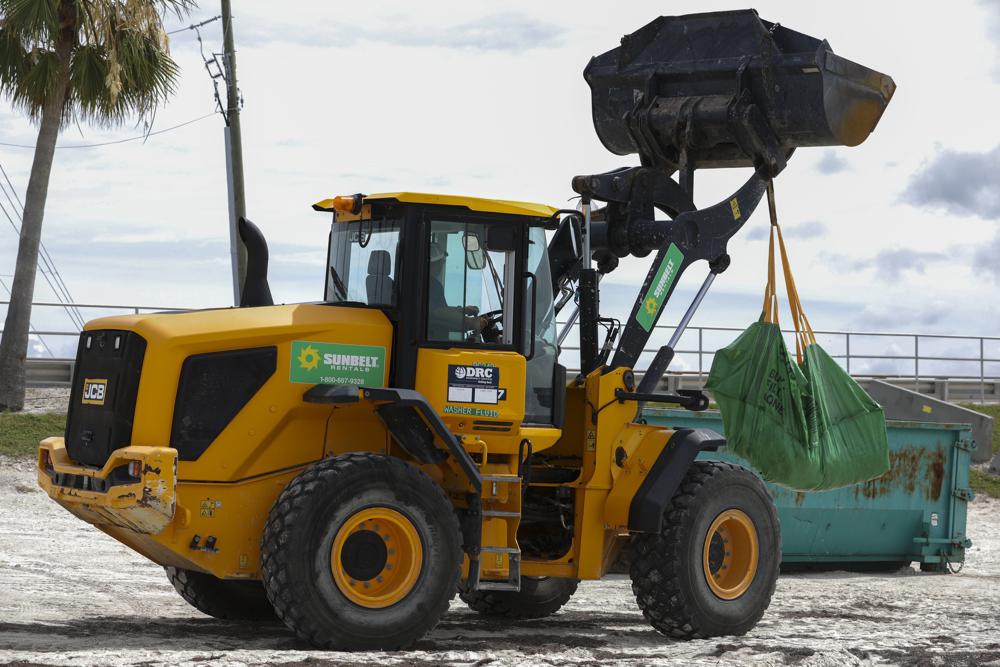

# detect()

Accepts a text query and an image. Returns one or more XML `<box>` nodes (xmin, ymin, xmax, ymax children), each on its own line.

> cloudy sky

<box><xmin>1</xmin><ymin>0</ymin><xmax>999</xmax><ymax>372</ymax></box>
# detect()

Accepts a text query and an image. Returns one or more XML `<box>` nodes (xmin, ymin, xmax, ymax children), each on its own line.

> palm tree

<box><xmin>0</xmin><ymin>0</ymin><xmax>192</xmax><ymax>411</ymax></box>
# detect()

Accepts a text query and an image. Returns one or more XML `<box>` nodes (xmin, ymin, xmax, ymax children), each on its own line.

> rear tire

<box><xmin>165</xmin><ymin>567</ymin><xmax>276</xmax><ymax>620</ymax></box>
<box><xmin>460</xmin><ymin>576</ymin><xmax>578</xmax><ymax>619</ymax></box>
<box><xmin>629</xmin><ymin>461</ymin><xmax>780</xmax><ymax>639</ymax></box>
<box><xmin>261</xmin><ymin>453</ymin><xmax>463</xmax><ymax>650</ymax></box>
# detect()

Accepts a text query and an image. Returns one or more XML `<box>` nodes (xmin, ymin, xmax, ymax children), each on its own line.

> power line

<box><xmin>0</xmin><ymin>112</ymin><xmax>216</xmax><ymax>150</ymax></box>
<box><xmin>0</xmin><ymin>166</ymin><xmax>83</xmax><ymax>328</ymax></box>
<box><xmin>0</xmin><ymin>196</ymin><xmax>84</xmax><ymax>330</ymax></box>
<box><xmin>0</xmin><ymin>277</ymin><xmax>55</xmax><ymax>358</ymax></box>
<box><xmin>0</xmin><ymin>163</ymin><xmax>23</xmax><ymax>210</ymax></box>
<box><xmin>195</xmin><ymin>21</ymin><xmax>231</xmax><ymax>121</ymax></box>
<box><xmin>0</xmin><ymin>15</ymin><xmax>228</xmax><ymax>344</ymax></box>
<box><xmin>167</xmin><ymin>15</ymin><xmax>221</xmax><ymax>35</ymax></box>
<box><xmin>0</xmin><ymin>162</ymin><xmax>85</xmax><ymax>329</ymax></box>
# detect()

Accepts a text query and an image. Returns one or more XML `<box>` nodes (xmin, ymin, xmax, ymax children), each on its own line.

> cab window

<box><xmin>426</xmin><ymin>220</ymin><xmax>515</xmax><ymax>345</ymax></box>
<box><xmin>524</xmin><ymin>226</ymin><xmax>558</xmax><ymax>423</ymax></box>
<box><xmin>326</xmin><ymin>219</ymin><xmax>401</xmax><ymax>306</ymax></box>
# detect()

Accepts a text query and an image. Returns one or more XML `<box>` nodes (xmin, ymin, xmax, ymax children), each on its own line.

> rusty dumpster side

<box><xmin>643</xmin><ymin>409</ymin><xmax>973</xmax><ymax>569</ymax></box>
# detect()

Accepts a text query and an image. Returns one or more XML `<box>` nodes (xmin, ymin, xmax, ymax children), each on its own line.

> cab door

<box><xmin>413</xmin><ymin>215</ymin><xmax>528</xmax><ymax>452</ymax></box>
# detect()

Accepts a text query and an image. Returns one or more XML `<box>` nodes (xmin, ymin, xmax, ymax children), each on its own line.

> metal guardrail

<box><xmin>0</xmin><ymin>300</ymin><xmax>187</xmax><ymax>314</ymax></box>
<box><xmin>558</xmin><ymin>321</ymin><xmax>1000</xmax><ymax>403</ymax></box>
<box><xmin>6</xmin><ymin>301</ymin><xmax>1000</xmax><ymax>401</ymax></box>
<box><xmin>1</xmin><ymin>301</ymin><xmax>189</xmax><ymax>386</ymax></box>
<box><xmin>0</xmin><ymin>300</ymin><xmax>188</xmax><ymax>349</ymax></box>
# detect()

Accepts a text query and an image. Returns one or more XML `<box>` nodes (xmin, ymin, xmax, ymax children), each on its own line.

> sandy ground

<box><xmin>20</xmin><ymin>388</ymin><xmax>71</xmax><ymax>414</ymax></box>
<box><xmin>1</xmin><ymin>456</ymin><xmax>998</xmax><ymax>667</ymax></box>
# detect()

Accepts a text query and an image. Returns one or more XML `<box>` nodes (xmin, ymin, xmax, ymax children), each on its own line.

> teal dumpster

<box><xmin>642</xmin><ymin>409</ymin><xmax>974</xmax><ymax>570</ymax></box>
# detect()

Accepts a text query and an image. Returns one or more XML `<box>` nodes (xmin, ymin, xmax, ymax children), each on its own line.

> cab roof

<box><xmin>313</xmin><ymin>192</ymin><xmax>558</xmax><ymax>219</ymax></box>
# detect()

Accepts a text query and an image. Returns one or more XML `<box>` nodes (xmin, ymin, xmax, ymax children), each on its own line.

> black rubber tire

<box><xmin>165</xmin><ymin>567</ymin><xmax>276</xmax><ymax>620</ymax></box>
<box><xmin>629</xmin><ymin>461</ymin><xmax>780</xmax><ymax>639</ymax></box>
<box><xmin>459</xmin><ymin>576</ymin><xmax>579</xmax><ymax>619</ymax></box>
<box><xmin>920</xmin><ymin>560</ymin><xmax>950</xmax><ymax>573</ymax></box>
<box><xmin>261</xmin><ymin>453</ymin><xmax>463</xmax><ymax>650</ymax></box>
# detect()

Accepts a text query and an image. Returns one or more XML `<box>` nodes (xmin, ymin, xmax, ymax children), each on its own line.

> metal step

<box><xmin>482</xmin><ymin>474</ymin><xmax>522</xmax><ymax>499</ymax></box>
<box><xmin>482</xmin><ymin>510</ymin><xmax>520</xmax><ymax>518</ymax></box>
<box><xmin>473</xmin><ymin>549</ymin><xmax>521</xmax><ymax>592</ymax></box>
<box><xmin>476</xmin><ymin>580</ymin><xmax>521</xmax><ymax>592</ymax></box>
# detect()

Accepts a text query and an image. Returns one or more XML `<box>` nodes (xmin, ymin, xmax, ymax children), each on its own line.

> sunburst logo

<box><xmin>297</xmin><ymin>345</ymin><xmax>320</xmax><ymax>370</ymax></box>
<box><xmin>644</xmin><ymin>297</ymin><xmax>658</xmax><ymax>315</ymax></box>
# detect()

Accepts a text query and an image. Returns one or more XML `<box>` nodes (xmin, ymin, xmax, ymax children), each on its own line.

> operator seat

<box><xmin>366</xmin><ymin>249</ymin><xmax>394</xmax><ymax>305</ymax></box>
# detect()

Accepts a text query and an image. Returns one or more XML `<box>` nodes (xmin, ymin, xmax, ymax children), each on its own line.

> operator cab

<box><xmin>314</xmin><ymin>192</ymin><xmax>564</xmax><ymax>427</ymax></box>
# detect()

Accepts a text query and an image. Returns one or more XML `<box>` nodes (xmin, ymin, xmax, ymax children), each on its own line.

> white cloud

<box><xmin>746</xmin><ymin>219</ymin><xmax>827</xmax><ymax>242</ymax></box>
<box><xmin>815</xmin><ymin>150</ymin><xmax>851</xmax><ymax>174</ymax></box>
<box><xmin>901</xmin><ymin>145</ymin><xmax>1000</xmax><ymax>219</ymax></box>
<box><xmin>236</xmin><ymin>12</ymin><xmax>564</xmax><ymax>52</ymax></box>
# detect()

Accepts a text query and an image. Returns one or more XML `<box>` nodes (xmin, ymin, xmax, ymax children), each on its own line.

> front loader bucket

<box><xmin>585</xmin><ymin>9</ymin><xmax>895</xmax><ymax>172</ymax></box>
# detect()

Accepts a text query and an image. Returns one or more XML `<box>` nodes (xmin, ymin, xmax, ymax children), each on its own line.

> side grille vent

<box><xmin>171</xmin><ymin>347</ymin><xmax>277</xmax><ymax>460</ymax></box>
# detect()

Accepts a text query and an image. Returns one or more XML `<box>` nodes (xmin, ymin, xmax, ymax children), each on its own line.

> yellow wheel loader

<box><xmin>35</xmin><ymin>11</ymin><xmax>893</xmax><ymax>650</ymax></box>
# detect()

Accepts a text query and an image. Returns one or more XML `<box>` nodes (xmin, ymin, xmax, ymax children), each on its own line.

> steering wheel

<box><xmin>479</xmin><ymin>309</ymin><xmax>504</xmax><ymax>344</ymax></box>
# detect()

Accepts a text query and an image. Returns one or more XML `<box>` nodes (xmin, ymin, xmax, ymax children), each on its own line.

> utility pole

<box><xmin>221</xmin><ymin>0</ymin><xmax>247</xmax><ymax>305</ymax></box>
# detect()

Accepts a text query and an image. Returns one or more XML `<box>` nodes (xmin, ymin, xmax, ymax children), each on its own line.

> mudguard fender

<box><xmin>628</xmin><ymin>428</ymin><xmax>725</xmax><ymax>533</ymax></box>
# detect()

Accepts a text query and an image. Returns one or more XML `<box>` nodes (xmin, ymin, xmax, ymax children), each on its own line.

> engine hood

<box><xmin>85</xmin><ymin>303</ymin><xmax>390</xmax><ymax>347</ymax></box>
<box><xmin>73</xmin><ymin>303</ymin><xmax>395</xmax><ymax>469</ymax></box>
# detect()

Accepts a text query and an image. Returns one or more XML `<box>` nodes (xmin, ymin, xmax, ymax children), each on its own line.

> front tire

<box><xmin>460</xmin><ymin>576</ymin><xmax>578</xmax><ymax>619</ymax></box>
<box><xmin>629</xmin><ymin>461</ymin><xmax>780</xmax><ymax>639</ymax></box>
<box><xmin>261</xmin><ymin>453</ymin><xmax>463</xmax><ymax>650</ymax></box>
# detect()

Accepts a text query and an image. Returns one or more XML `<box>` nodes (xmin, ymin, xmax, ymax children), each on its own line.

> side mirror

<box><xmin>464</xmin><ymin>233</ymin><xmax>486</xmax><ymax>270</ymax></box>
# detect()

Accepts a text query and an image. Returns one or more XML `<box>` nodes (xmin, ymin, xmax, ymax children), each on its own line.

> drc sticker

<box><xmin>635</xmin><ymin>243</ymin><xmax>684</xmax><ymax>332</ymax></box>
<box><xmin>289</xmin><ymin>341</ymin><xmax>386</xmax><ymax>387</ymax></box>
<box><xmin>447</xmin><ymin>364</ymin><xmax>505</xmax><ymax>405</ymax></box>
<box><xmin>81</xmin><ymin>378</ymin><xmax>108</xmax><ymax>405</ymax></box>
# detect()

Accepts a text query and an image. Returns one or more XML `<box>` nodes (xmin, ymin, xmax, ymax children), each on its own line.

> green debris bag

<box><xmin>705</xmin><ymin>184</ymin><xmax>889</xmax><ymax>491</ymax></box>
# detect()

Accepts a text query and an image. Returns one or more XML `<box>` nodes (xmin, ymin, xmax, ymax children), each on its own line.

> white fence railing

<box><xmin>557</xmin><ymin>321</ymin><xmax>1000</xmax><ymax>403</ymax></box>
<box><xmin>5</xmin><ymin>301</ymin><xmax>1000</xmax><ymax>401</ymax></box>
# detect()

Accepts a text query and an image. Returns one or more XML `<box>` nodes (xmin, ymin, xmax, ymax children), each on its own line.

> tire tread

<box><xmin>459</xmin><ymin>578</ymin><xmax>578</xmax><ymax>619</ymax></box>
<box><xmin>261</xmin><ymin>453</ymin><xmax>462</xmax><ymax>649</ymax></box>
<box><xmin>165</xmin><ymin>567</ymin><xmax>275</xmax><ymax>620</ymax></box>
<box><xmin>629</xmin><ymin>460</ymin><xmax>779</xmax><ymax>639</ymax></box>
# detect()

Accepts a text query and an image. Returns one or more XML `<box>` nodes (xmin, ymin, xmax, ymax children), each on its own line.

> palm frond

<box><xmin>68</xmin><ymin>42</ymin><xmax>110</xmax><ymax>118</ymax></box>
<box><xmin>0</xmin><ymin>27</ymin><xmax>30</xmax><ymax>94</ymax></box>
<box><xmin>9</xmin><ymin>46</ymin><xmax>60</xmax><ymax>119</ymax></box>
<box><xmin>0</xmin><ymin>0</ymin><xmax>192</xmax><ymax>129</ymax></box>
<box><xmin>0</xmin><ymin>0</ymin><xmax>60</xmax><ymax>43</ymax></box>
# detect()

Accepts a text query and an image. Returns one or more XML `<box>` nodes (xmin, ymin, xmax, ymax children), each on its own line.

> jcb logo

<box><xmin>82</xmin><ymin>378</ymin><xmax>108</xmax><ymax>405</ymax></box>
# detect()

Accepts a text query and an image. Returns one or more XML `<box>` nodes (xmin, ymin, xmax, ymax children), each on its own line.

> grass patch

<box><xmin>959</xmin><ymin>403</ymin><xmax>1000</xmax><ymax>454</ymax></box>
<box><xmin>0</xmin><ymin>412</ymin><xmax>65</xmax><ymax>458</ymax></box>
<box><xmin>971</xmin><ymin>468</ymin><xmax>1000</xmax><ymax>500</ymax></box>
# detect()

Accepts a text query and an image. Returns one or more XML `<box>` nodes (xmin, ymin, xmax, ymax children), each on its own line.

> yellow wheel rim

<box><xmin>702</xmin><ymin>508</ymin><xmax>759</xmax><ymax>600</ymax></box>
<box><xmin>331</xmin><ymin>507</ymin><xmax>423</xmax><ymax>609</ymax></box>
